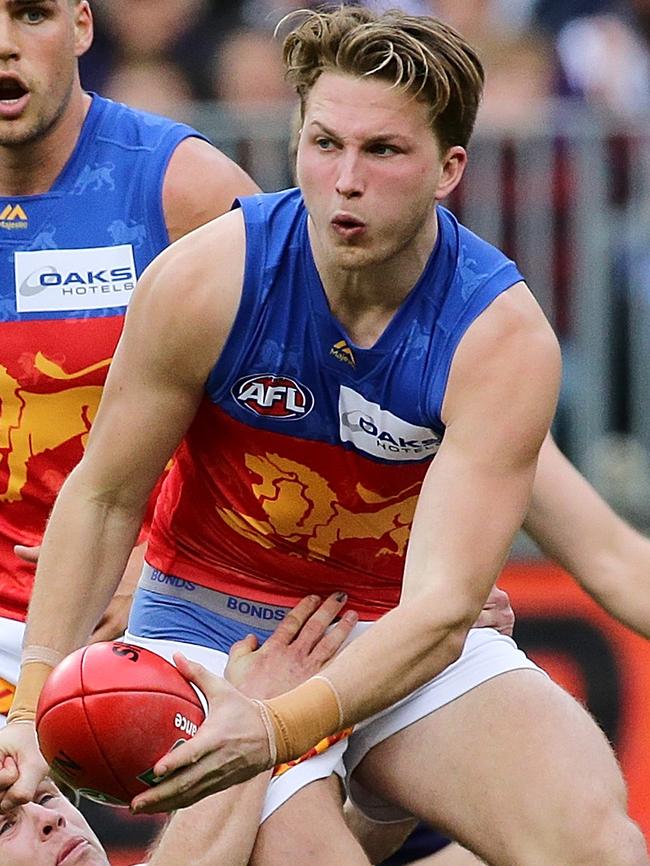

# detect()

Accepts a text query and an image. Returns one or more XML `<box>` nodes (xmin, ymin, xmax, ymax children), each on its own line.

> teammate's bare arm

<box><xmin>525</xmin><ymin>432</ymin><xmax>650</xmax><ymax>636</ymax></box>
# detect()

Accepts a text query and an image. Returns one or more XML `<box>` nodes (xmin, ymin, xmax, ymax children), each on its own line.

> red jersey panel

<box><xmin>147</xmin><ymin>403</ymin><xmax>428</xmax><ymax>620</ymax></box>
<box><xmin>0</xmin><ymin>318</ymin><xmax>121</xmax><ymax>620</ymax></box>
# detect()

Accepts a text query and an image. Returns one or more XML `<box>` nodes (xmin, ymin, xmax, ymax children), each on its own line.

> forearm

<box><xmin>24</xmin><ymin>467</ymin><xmax>144</xmax><ymax>655</ymax></box>
<box><xmin>147</xmin><ymin>772</ymin><xmax>272</xmax><ymax>866</ymax></box>
<box><xmin>264</xmin><ymin>594</ymin><xmax>470</xmax><ymax>763</ymax></box>
<box><xmin>525</xmin><ymin>435</ymin><xmax>650</xmax><ymax>636</ymax></box>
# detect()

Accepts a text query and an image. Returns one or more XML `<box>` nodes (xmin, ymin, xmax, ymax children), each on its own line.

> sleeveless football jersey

<box><xmin>147</xmin><ymin>189</ymin><xmax>524</xmax><ymax>620</ymax></box>
<box><xmin>0</xmin><ymin>94</ymin><xmax>206</xmax><ymax>621</ymax></box>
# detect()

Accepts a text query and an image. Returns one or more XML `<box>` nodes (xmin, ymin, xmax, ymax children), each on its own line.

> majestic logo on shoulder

<box><xmin>0</xmin><ymin>203</ymin><xmax>28</xmax><ymax>230</ymax></box>
<box><xmin>339</xmin><ymin>385</ymin><xmax>442</xmax><ymax>461</ymax></box>
<box><xmin>330</xmin><ymin>339</ymin><xmax>356</xmax><ymax>367</ymax></box>
<box><xmin>232</xmin><ymin>374</ymin><xmax>314</xmax><ymax>420</ymax></box>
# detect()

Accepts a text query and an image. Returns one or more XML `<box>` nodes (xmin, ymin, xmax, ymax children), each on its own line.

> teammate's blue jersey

<box><xmin>0</xmin><ymin>94</ymin><xmax>206</xmax><ymax>619</ymax></box>
<box><xmin>148</xmin><ymin>188</ymin><xmax>524</xmax><ymax>618</ymax></box>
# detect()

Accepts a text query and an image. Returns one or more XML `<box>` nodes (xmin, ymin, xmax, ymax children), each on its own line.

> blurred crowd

<box><xmin>79</xmin><ymin>0</ymin><xmax>650</xmax><ymax>126</ymax></box>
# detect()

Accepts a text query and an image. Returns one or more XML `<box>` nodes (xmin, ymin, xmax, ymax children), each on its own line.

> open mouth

<box><xmin>0</xmin><ymin>78</ymin><xmax>28</xmax><ymax>103</ymax></box>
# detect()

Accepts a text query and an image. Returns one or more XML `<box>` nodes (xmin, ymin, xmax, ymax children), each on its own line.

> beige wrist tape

<box><xmin>6</xmin><ymin>661</ymin><xmax>54</xmax><ymax>724</ymax></box>
<box><xmin>262</xmin><ymin>675</ymin><xmax>344</xmax><ymax>765</ymax></box>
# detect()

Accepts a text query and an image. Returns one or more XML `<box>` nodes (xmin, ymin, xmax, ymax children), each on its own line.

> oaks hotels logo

<box><xmin>232</xmin><ymin>374</ymin><xmax>314</xmax><ymax>420</ymax></box>
<box><xmin>0</xmin><ymin>203</ymin><xmax>28</xmax><ymax>230</ymax></box>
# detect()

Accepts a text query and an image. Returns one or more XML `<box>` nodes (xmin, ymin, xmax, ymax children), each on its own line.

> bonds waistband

<box><xmin>138</xmin><ymin>563</ymin><xmax>290</xmax><ymax>628</ymax></box>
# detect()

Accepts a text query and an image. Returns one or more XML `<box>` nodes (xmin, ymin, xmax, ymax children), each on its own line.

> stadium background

<box><xmin>74</xmin><ymin>0</ymin><xmax>650</xmax><ymax>860</ymax></box>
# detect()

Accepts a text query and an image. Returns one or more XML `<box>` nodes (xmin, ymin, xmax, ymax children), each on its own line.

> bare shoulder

<box><xmin>163</xmin><ymin>137</ymin><xmax>260</xmax><ymax>242</ymax></box>
<box><xmin>443</xmin><ymin>281</ymin><xmax>561</xmax><ymax>448</ymax></box>
<box><xmin>126</xmin><ymin>209</ymin><xmax>246</xmax><ymax>384</ymax></box>
<box><xmin>450</xmin><ymin>281</ymin><xmax>560</xmax><ymax>390</ymax></box>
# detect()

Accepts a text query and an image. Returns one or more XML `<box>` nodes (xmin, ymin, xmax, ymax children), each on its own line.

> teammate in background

<box><xmin>1</xmin><ymin>7</ymin><xmax>648</xmax><ymax>866</ymax></box>
<box><xmin>0</xmin><ymin>0</ymin><xmax>258</xmax><ymax>724</ymax></box>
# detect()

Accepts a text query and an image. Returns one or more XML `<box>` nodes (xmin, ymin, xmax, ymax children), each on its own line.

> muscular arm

<box><xmin>318</xmin><ymin>283</ymin><xmax>561</xmax><ymax>723</ymax></box>
<box><xmin>525</xmin><ymin>432</ymin><xmax>650</xmax><ymax>637</ymax></box>
<box><xmin>23</xmin><ymin>212</ymin><xmax>244</xmax><ymax>658</ymax></box>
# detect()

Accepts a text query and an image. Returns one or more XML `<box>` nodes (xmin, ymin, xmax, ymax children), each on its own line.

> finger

<box><xmin>13</xmin><ymin>544</ymin><xmax>40</xmax><ymax>564</ymax></box>
<box><xmin>265</xmin><ymin>595</ymin><xmax>321</xmax><ymax>647</ymax></box>
<box><xmin>227</xmin><ymin>634</ymin><xmax>258</xmax><ymax>663</ymax></box>
<box><xmin>310</xmin><ymin>609</ymin><xmax>358</xmax><ymax>665</ymax></box>
<box><xmin>131</xmin><ymin>764</ymin><xmax>221</xmax><ymax>814</ymax></box>
<box><xmin>0</xmin><ymin>768</ymin><xmax>43</xmax><ymax>812</ymax></box>
<box><xmin>290</xmin><ymin>592</ymin><xmax>348</xmax><ymax>653</ymax></box>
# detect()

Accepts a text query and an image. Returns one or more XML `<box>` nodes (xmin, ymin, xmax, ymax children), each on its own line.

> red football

<box><xmin>36</xmin><ymin>641</ymin><xmax>205</xmax><ymax>806</ymax></box>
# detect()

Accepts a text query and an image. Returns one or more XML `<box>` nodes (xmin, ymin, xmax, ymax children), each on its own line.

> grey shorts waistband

<box><xmin>138</xmin><ymin>563</ymin><xmax>290</xmax><ymax>628</ymax></box>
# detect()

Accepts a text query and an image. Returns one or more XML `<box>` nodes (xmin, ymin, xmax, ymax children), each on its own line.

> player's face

<box><xmin>0</xmin><ymin>779</ymin><xmax>108</xmax><ymax>866</ymax></box>
<box><xmin>0</xmin><ymin>0</ymin><xmax>92</xmax><ymax>147</ymax></box>
<box><xmin>297</xmin><ymin>71</ymin><xmax>466</xmax><ymax>272</ymax></box>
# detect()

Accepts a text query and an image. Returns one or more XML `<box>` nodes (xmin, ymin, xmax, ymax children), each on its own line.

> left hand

<box><xmin>130</xmin><ymin>592</ymin><xmax>358</xmax><ymax>814</ymax></box>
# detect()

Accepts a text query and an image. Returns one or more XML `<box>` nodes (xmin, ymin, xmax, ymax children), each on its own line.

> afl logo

<box><xmin>232</xmin><ymin>374</ymin><xmax>314</xmax><ymax>420</ymax></box>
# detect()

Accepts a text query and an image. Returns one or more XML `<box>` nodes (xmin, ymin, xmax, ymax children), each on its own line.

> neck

<box><xmin>309</xmin><ymin>211</ymin><xmax>438</xmax><ymax>347</ymax></box>
<box><xmin>0</xmin><ymin>89</ymin><xmax>91</xmax><ymax>196</ymax></box>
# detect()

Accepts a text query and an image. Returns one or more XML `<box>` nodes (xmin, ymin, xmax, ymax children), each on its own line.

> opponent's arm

<box><xmin>131</xmin><ymin>281</ymin><xmax>561</xmax><ymax>812</ymax></box>
<box><xmin>0</xmin><ymin>212</ymin><xmax>245</xmax><ymax>809</ymax></box>
<box><xmin>525</xmin><ymin>432</ymin><xmax>650</xmax><ymax>637</ymax></box>
<box><xmin>146</xmin><ymin>594</ymin><xmax>357</xmax><ymax>866</ymax></box>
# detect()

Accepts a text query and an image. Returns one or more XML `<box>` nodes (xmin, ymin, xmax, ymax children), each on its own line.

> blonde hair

<box><xmin>282</xmin><ymin>6</ymin><xmax>484</xmax><ymax>150</ymax></box>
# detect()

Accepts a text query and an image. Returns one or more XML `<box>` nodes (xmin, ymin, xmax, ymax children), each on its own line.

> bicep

<box><xmin>77</xmin><ymin>219</ymin><xmax>243</xmax><ymax>507</ymax></box>
<box><xmin>402</xmin><ymin>284</ymin><xmax>561</xmax><ymax>610</ymax></box>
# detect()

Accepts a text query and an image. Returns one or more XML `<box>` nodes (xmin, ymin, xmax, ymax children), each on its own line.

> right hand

<box><xmin>225</xmin><ymin>592</ymin><xmax>359</xmax><ymax>699</ymax></box>
<box><xmin>0</xmin><ymin>721</ymin><xmax>49</xmax><ymax>812</ymax></box>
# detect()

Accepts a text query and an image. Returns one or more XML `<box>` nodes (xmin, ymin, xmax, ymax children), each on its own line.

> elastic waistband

<box><xmin>138</xmin><ymin>563</ymin><xmax>290</xmax><ymax>629</ymax></box>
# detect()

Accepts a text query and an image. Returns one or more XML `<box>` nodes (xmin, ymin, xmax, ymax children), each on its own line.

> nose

<box><xmin>335</xmin><ymin>151</ymin><xmax>364</xmax><ymax>199</ymax></box>
<box><xmin>36</xmin><ymin>805</ymin><xmax>66</xmax><ymax>839</ymax></box>
<box><xmin>0</xmin><ymin>14</ymin><xmax>19</xmax><ymax>62</ymax></box>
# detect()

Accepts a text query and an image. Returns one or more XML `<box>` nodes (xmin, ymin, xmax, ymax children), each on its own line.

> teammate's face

<box><xmin>297</xmin><ymin>71</ymin><xmax>467</xmax><ymax>272</ymax></box>
<box><xmin>0</xmin><ymin>779</ymin><xmax>108</xmax><ymax>866</ymax></box>
<box><xmin>0</xmin><ymin>0</ymin><xmax>92</xmax><ymax>147</ymax></box>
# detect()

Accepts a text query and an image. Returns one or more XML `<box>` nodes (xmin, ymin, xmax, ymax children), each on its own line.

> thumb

<box><xmin>172</xmin><ymin>652</ymin><xmax>225</xmax><ymax>705</ymax></box>
<box><xmin>228</xmin><ymin>633</ymin><xmax>258</xmax><ymax>663</ymax></box>
<box><xmin>13</xmin><ymin>544</ymin><xmax>40</xmax><ymax>564</ymax></box>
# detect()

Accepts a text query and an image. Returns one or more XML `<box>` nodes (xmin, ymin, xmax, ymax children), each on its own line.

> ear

<box><xmin>434</xmin><ymin>146</ymin><xmax>468</xmax><ymax>202</ymax></box>
<box><xmin>73</xmin><ymin>1</ymin><xmax>94</xmax><ymax>58</ymax></box>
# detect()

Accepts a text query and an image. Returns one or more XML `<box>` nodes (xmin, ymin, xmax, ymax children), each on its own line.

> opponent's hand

<box><xmin>13</xmin><ymin>544</ymin><xmax>40</xmax><ymax>564</ymax></box>
<box><xmin>130</xmin><ymin>592</ymin><xmax>358</xmax><ymax>813</ymax></box>
<box><xmin>473</xmin><ymin>584</ymin><xmax>515</xmax><ymax>635</ymax></box>
<box><xmin>90</xmin><ymin>593</ymin><xmax>132</xmax><ymax>643</ymax></box>
<box><xmin>0</xmin><ymin>721</ymin><xmax>49</xmax><ymax>812</ymax></box>
<box><xmin>226</xmin><ymin>592</ymin><xmax>358</xmax><ymax>699</ymax></box>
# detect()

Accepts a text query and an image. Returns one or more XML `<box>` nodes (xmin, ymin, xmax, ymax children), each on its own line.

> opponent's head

<box><xmin>0</xmin><ymin>778</ymin><xmax>108</xmax><ymax>866</ymax></box>
<box><xmin>0</xmin><ymin>0</ymin><xmax>93</xmax><ymax>147</ymax></box>
<box><xmin>283</xmin><ymin>6</ymin><xmax>484</xmax><ymax>152</ymax></box>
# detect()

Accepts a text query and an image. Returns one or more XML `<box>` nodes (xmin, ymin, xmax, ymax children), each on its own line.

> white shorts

<box><xmin>124</xmin><ymin>624</ymin><xmax>543</xmax><ymax>824</ymax></box>
<box><xmin>0</xmin><ymin>616</ymin><xmax>24</xmax><ymax>729</ymax></box>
